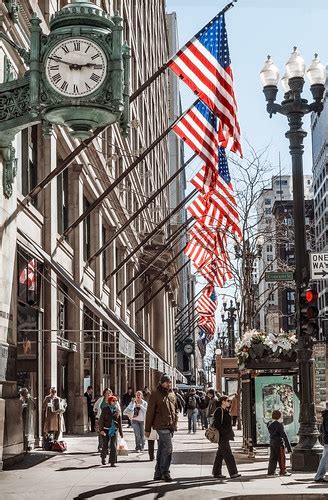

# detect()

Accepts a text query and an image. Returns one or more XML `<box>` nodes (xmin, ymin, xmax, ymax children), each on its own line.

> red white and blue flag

<box><xmin>168</xmin><ymin>13</ymin><xmax>242</xmax><ymax>157</ymax></box>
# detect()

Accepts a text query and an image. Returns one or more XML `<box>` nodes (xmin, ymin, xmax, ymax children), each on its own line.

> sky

<box><xmin>165</xmin><ymin>1</ymin><xmax>328</xmax><ymax>340</ymax></box>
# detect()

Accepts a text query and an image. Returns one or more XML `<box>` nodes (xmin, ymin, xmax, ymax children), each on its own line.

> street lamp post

<box><xmin>260</xmin><ymin>48</ymin><xmax>326</xmax><ymax>471</ymax></box>
<box><xmin>221</xmin><ymin>300</ymin><xmax>239</xmax><ymax>357</ymax></box>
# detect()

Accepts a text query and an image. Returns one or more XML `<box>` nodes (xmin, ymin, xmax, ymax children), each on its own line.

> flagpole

<box><xmin>61</xmin><ymin>103</ymin><xmax>196</xmax><ymax>239</ymax></box>
<box><xmin>175</xmin><ymin>289</ymin><xmax>202</xmax><ymax>319</ymax></box>
<box><xmin>127</xmin><ymin>246</ymin><xmax>187</xmax><ymax>308</ymax></box>
<box><xmin>87</xmin><ymin>153</ymin><xmax>197</xmax><ymax>264</ymax></box>
<box><xmin>135</xmin><ymin>261</ymin><xmax>190</xmax><ymax>315</ymax></box>
<box><xmin>117</xmin><ymin>217</ymin><xmax>193</xmax><ymax>295</ymax></box>
<box><xmin>108</xmin><ymin>189</ymin><xmax>197</xmax><ymax>279</ymax></box>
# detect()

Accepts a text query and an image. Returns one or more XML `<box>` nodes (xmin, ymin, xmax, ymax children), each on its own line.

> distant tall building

<box><xmin>256</xmin><ymin>175</ymin><xmax>313</xmax><ymax>332</ymax></box>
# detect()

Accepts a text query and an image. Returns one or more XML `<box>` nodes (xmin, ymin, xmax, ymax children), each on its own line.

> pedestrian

<box><xmin>267</xmin><ymin>409</ymin><xmax>292</xmax><ymax>477</ymax></box>
<box><xmin>207</xmin><ymin>389</ymin><xmax>219</xmax><ymax>426</ymax></box>
<box><xmin>94</xmin><ymin>388</ymin><xmax>117</xmax><ymax>452</ymax></box>
<box><xmin>173</xmin><ymin>388</ymin><xmax>185</xmax><ymax>413</ymax></box>
<box><xmin>126</xmin><ymin>390</ymin><xmax>147</xmax><ymax>452</ymax></box>
<box><xmin>19</xmin><ymin>388</ymin><xmax>36</xmax><ymax>452</ymax></box>
<box><xmin>122</xmin><ymin>387</ymin><xmax>135</xmax><ymax>428</ymax></box>
<box><xmin>84</xmin><ymin>385</ymin><xmax>95</xmax><ymax>432</ymax></box>
<box><xmin>143</xmin><ymin>386</ymin><xmax>151</xmax><ymax>403</ymax></box>
<box><xmin>145</xmin><ymin>373</ymin><xmax>179</xmax><ymax>482</ymax></box>
<box><xmin>185</xmin><ymin>388</ymin><xmax>199</xmax><ymax>434</ymax></box>
<box><xmin>230</xmin><ymin>393</ymin><xmax>239</xmax><ymax>427</ymax></box>
<box><xmin>212</xmin><ymin>395</ymin><xmax>241</xmax><ymax>480</ymax></box>
<box><xmin>198</xmin><ymin>391</ymin><xmax>209</xmax><ymax>430</ymax></box>
<box><xmin>43</xmin><ymin>387</ymin><xmax>66</xmax><ymax>442</ymax></box>
<box><xmin>98</xmin><ymin>394</ymin><xmax>123</xmax><ymax>466</ymax></box>
<box><xmin>314</xmin><ymin>404</ymin><xmax>328</xmax><ymax>483</ymax></box>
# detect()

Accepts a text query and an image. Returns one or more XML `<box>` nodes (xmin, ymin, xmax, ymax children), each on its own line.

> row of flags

<box><xmin>170</xmin><ymin>12</ymin><xmax>242</xmax><ymax>343</ymax></box>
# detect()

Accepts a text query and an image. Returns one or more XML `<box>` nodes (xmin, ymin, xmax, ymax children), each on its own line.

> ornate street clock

<box><xmin>44</xmin><ymin>38</ymin><xmax>107</xmax><ymax>97</ymax></box>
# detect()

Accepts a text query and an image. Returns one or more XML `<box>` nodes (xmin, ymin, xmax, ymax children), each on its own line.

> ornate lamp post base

<box><xmin>291</xmin><ymin>445</ymin><xmax>322</xmax><ymax>471</ymax></box>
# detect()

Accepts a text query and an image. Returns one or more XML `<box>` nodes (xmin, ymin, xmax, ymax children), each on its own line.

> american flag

<box><xmin>197</xmin><ymin>285</ymin><xmax>218</xmax><ymax>317</ymax></box>
<box><xmin>173</xmin><ymin>100</ymin><xmax>218</xmax><ymax>171</ymax></box>
<box><xmin>168</xmin><ymin>13</ymin><xmax>242</xmax><ymax>157</ymax></box>
<box><xmin>19</xmin><ymin>258</ymin><xmax>37</xmax><ymax>291</ymax></box>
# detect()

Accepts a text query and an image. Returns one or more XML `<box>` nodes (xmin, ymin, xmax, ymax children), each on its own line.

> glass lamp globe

<box><xmin>281</xmin><ymin>72</ymin><xmax>291</xmax><ymax>93</ymax></box>
<box><xmin>215</xmin><ymin>348</ymin><xmax>222</xmax><ymax>356</ymax></box>
<box><xmin>260</xmin><ymin>55</ymin><xmax>280</xmax><ymax>87</ymax></box>
<box><xmin>307</xmin><ymin>54</ymin><xmax>326</xmax><ymax>85</ymax></box>
<box><xmin>286</xmin><ymin>47</ymin><xmax>305</xmax><ymax>78</ymax></box>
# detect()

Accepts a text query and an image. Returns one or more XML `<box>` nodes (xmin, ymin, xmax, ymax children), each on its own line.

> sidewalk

<box><xmin>1</xmin><ymin>419</ymin><xmax>328</xmax><ymax>499</ymax></box>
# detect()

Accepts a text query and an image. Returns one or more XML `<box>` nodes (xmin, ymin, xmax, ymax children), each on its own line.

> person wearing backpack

<box><xmin>314</xmin><ymin>405</ymin><xmax>328</xmax><ymax>483</ymax></box>
<box><xmin>185</xmin><ymin>388</ymin><xmax>199</xmax><ymax>434</ymax></box>
<box><xmin>198</xmin><ymin>391</ymin><xmax>209</xmax><ymax>430</ymax></box>
<box><xmin>212</xmin><ymin>396</ymin><xmax>241</xmax><ymax>480</ymax></box>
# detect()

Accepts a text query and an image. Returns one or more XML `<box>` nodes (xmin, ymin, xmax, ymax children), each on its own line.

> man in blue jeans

<box><xmin>145</xmin><ymin>373</ymin><xmax>179</xmax><ymax>482</ymax></box>
<box><xmin>314</xmin><ymin>406</ymin><xmax>328</xmax><ymax>483</ymax></box>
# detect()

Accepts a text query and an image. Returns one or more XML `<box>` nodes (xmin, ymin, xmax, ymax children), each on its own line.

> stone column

<box><xmin>108</xmin><ymin>228</ymin><xmax>117</xmax><ymax>312</ymax></box>
<box><xmin>40</xmin><ymin>130</ymin><xmax>57</xmax><ymax>394</ymax></box>
<box><xmin>0</xmin><ymin>141</ymin><xmax>23</xmax><ymax>468</ymax></box>
<box><xmin>67</xmin><ymin>164</ymin><xmax>87</xmax><ymax>434</ymax></box>
<box><xmin>91</xmin><ymin>208</ymin><xmax>103</xmax><ymax>396</ymax></box>
<box><xmin>152</xmin><ymin>281</ymin><xmax>166</xmax><ymax>359</ymax></box>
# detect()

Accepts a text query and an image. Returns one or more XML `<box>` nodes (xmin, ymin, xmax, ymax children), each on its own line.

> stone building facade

<box><xmin>0</xmin><ymin>0</ymin><xmax>187</xmax><ymax>467</ymax></box>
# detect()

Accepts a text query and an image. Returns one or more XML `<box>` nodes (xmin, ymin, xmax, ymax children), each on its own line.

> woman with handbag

<box><xmin>125</xmin><ymin>390</ymin><xmax>148</xmax><ymax>451</ymax></box>
<box><xmin>98</xmin><ymin>394</ymin><xmax>123</xmax><ymax>466</ymax></box>
<box><xmin>212</xmin><ymin>396</ymin><xmax>241</xmax><ymax>480</ymax></box>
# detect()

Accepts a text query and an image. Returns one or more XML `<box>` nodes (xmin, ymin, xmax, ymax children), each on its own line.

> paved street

<box><xmin>1</xmin><ymin>418</ymin><xmax>328</xmax><ymax>500</ymax></box>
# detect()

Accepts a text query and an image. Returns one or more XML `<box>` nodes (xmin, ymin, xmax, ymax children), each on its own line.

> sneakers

<box><xmin>280</xmin><ymin>472</ymin><xmax>292</xmax><ymax>476</ymax></box>
<box><xmin>230</xmin><ymin>473</ymin><xmax>241</xmax><ymax>479</ymax></box>
<box><xmin>101</xmin><ymin>458</ymin><xmax>106</xmax><ymax>465</ymax></box>
<box><xmin>314</xmin><ymin>478</ymin><xmax>328</xmax><ymax>483</ymax></box>
<box><xmin>162</xmin><ymin>473</ymin><xmax>173</xmax><ymax>482</ymax></box>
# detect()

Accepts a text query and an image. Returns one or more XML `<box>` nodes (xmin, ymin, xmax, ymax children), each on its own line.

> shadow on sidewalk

<box><xmin>56</xmin><ymin>459</ymin><xmax>150</xmax><ymax>471</ymax></box>
<box><xmin>172</xmin><ymin>450</ymin><xmax>216</xmax><ymax>465</ymax></box>
<box><xmin>4</xmin><ymin>453</ymin><xmax>53</xmax><ymax>470</ymax></box>
<box><xmin>73</xmin><ymin>476</ymin><xmax>220</xmax><ymax>499</ymax></box>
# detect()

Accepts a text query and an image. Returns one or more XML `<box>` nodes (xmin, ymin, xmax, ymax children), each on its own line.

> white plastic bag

<box><xmin>117</xmin><ymin>437</ymin><xmax>129</xmax><ymax>456</ymax></box>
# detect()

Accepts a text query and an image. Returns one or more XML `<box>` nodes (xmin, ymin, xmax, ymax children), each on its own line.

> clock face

<box><xmin>45</xmin><ymin>38</ymin><xmax>107</xmax><ymax>97</ymax></box>
<box><xmin>184</xmin><ymin>344</ymin><xmax>193</xmax><ymax>354</ymax></box>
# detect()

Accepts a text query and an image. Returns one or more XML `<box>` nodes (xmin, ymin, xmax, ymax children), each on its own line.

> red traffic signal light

<box><xmin>305</xmin><ymin>289</ymin><xmax>318</xmax><ymax>303</ymax></box>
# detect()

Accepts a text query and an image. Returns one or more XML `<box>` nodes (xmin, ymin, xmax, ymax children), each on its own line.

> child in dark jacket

<box><xmin>267</xmin><ymin>409</ymin><xmax>292</xmax><ymax>476</ymax></box>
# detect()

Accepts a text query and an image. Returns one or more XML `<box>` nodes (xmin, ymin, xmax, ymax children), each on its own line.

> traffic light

<box><xmin>299</xmin><ymin>287</ymin><xmax>319</xmax><ymax>337</ymax></box>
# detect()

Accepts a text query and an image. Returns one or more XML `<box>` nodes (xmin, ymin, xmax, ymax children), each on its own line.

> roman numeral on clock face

<box><xmin>90</xmin><ymin>73</ymin><xmax>101</xmax><ymax>83</ymax></box>
<box><xmin>62</xmin><ymin>45</ymin><xmax>69</xmax><ymax>54</ymax></box>
<box><xmin>60</xmin><ymin>81</ymin><xmax>68</xmax><ymax>92</ymax></box>
<box><xmin>49</xmin><ymin>65</ymin><xmax>59</xmax><ymax>71</ymax></box>
<box><xmin>94</xmin><ymin>64</ymin><xmax>103</xmax><ymax>70</ymax></box>
<box><xmin>85</xmin><ymin>82</ymin><xmax>91</xmax><ymax>91</ymax></box>
<box><xmin>73</xmin><ymin>85</ymin><xmax>79</xmax><ymax>94</ymax></box>
<box><xmin>73</xmin><ymin>41</ymin><xmax>81</xmax><ymax>51</ymax></box>
<box><xmin>52</xmin><ymin>73</ymin><xmax>61</xmax><ymax>84</ymax></box>
<box><xmin>91</xmin><ymin>53</ymin><xmax>100</xmax><ymax>60</ymax></box>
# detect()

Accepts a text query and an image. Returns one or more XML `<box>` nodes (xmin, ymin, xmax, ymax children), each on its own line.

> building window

<box><xmin>57</xmin><ymin>283</ymin><xmax>69</xmax><ymax>339</ymax></box>
<box><xmin>83</xmin><ymin>196</ymin><xmax>91</xmax><ymax>261</ymax></box>
<box><xmin>265</xmin><ymin>208</ymin><xmax>271</xmax><ymax>214</ymax></box>
<box><xmin>276</xmin><ymin>190</ymin><xmax>283</xmax><ymax>194</ymax></box>
<box><xmin>267</xmin><ymin>244</ymin><xmax>273</xmax><ymax>252</ymax></box>
<box><xmin>264</xmin><ymin>198</ymin><xmax>271</xmax><ymax>205</ymax></box>
<box><xmin>21</xmin><ymin>126</ymin><xmax>38</xmax><ymax>200</ymax></box>
<box><xmin>57</xmin><ymin>167</ymin><xmax>69</xmax><ymax>234</ymax></box>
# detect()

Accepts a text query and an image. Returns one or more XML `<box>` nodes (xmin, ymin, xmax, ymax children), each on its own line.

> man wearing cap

<box><xmin>145</xmin><ymin>373</ymin><xmax>179</xmax><ymax>482</ymax></box>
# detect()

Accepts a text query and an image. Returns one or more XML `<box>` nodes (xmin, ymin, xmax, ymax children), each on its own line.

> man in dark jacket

<box><xmin>145</xmin><ymin>373</ymin><xmax>179</xmax><ymax>482</ymax></box>
<box><xmin>314</xmin><ymin>407</ymin><xmax>328</xmax><ymax>483</ymax></box>
<box><xmin>122</xmin><ymin>387</ymin><xmax>134</xmax><ymax>428</ymax></box>
<box><xmin>84</xmin><ymin>386</ymin><xmax>95</xmax><ymax>432</ymax></box>
<box><xmin>185</xmin><ymin>388</ymin><xmax>200</xmax><ymax>434</ymax></box>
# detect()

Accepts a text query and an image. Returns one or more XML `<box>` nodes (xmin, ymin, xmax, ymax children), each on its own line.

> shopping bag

<box><xmin>52</xmin><ymin>440</ymin><xmax>67</xmax><ymax>452</ymax></box>
<box><xmin>117</xmin><ymin>437</ymin><xmax>129</xmax><ymax>456</ymax></box>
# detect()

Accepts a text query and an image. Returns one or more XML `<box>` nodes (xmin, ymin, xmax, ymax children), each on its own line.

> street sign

<box><xmin>309</xmin><ymin>252</ymin><xmax>328</xmax><ymax>280</ymax></box>
<box><xmin>265</xmin><ymin>271</ymin><xmax>294</xmax><ymax>282</ymax></box>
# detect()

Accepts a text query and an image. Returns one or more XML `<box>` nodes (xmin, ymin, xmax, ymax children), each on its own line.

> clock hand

<box><xmin>49</xmin><ymin>57</ymin><xmax>84</xmax><ymax>70</ymax></box>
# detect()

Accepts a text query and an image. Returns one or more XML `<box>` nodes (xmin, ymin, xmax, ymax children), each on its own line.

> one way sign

<box><xmin>310</xmin><ymin>252</ymin><xmax>328</xmax><ymax>280</ymax></box>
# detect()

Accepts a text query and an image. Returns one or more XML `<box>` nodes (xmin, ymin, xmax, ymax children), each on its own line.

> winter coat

<box><xmin>213</xmin><ymin>406</ymin><xmax>234</xmax><ymax>442</ymax></box>
<box><xmin>126</xmin><ymin>399</ymin><xmax>147</xmax><ymax>422</ymax></box>
<box><xmin>230</xmin><ymin>394</ymin><xmax>240</xmax><ymax>417</ymax></box>
<box><xmin>145</xmin><ymin>385</ymin><xmax>179</xmax><ymax>433</ymax></box>
<box><xmin>98</xmin><ymin>405</ymin><xmax>123</xmax><ymax>437</ymax></box>
<box><xmin>320</xmin><ymin>409</ymin><xmax>328</xmax><ymax>445</ymax></box>
<box><xmin>267</xmin><ymin>420</ymin><xmax>292</xmax><ymax>452</ymax></box>
<box><xmin>198</xmin><ymin>393</ymin><xmax>209</xmax><ymax>410</ymax></box>
<box><xmin>207</xmin><ymin>396</ymin><xmax>219</xmax><ymax>417</ymax></box>
<box><xmin>43</xmin><ymin>395</ymin><xmax>65</xmax><ymax>434</ymax></box>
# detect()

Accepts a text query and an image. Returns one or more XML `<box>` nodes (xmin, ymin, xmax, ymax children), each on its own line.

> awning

<box><xmin>17</xmin><ymin>230</ymin><xmax>177</xmax><ymax>375</ymax></box>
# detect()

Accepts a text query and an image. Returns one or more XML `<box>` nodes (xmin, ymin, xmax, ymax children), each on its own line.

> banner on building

<box><xmin>255</xmin><ymin>375</ymin><xmax>299</xmax><ymax>445</ymax></box>
<box><xmin>118</xmin><ymin>332</ymin><xmax>135</xmax><ymax>360</ymax></box>
<box><xmin>149</xmin><ymin>355</ymin><xmax>158</xmax><ymax>370</ymax></box>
